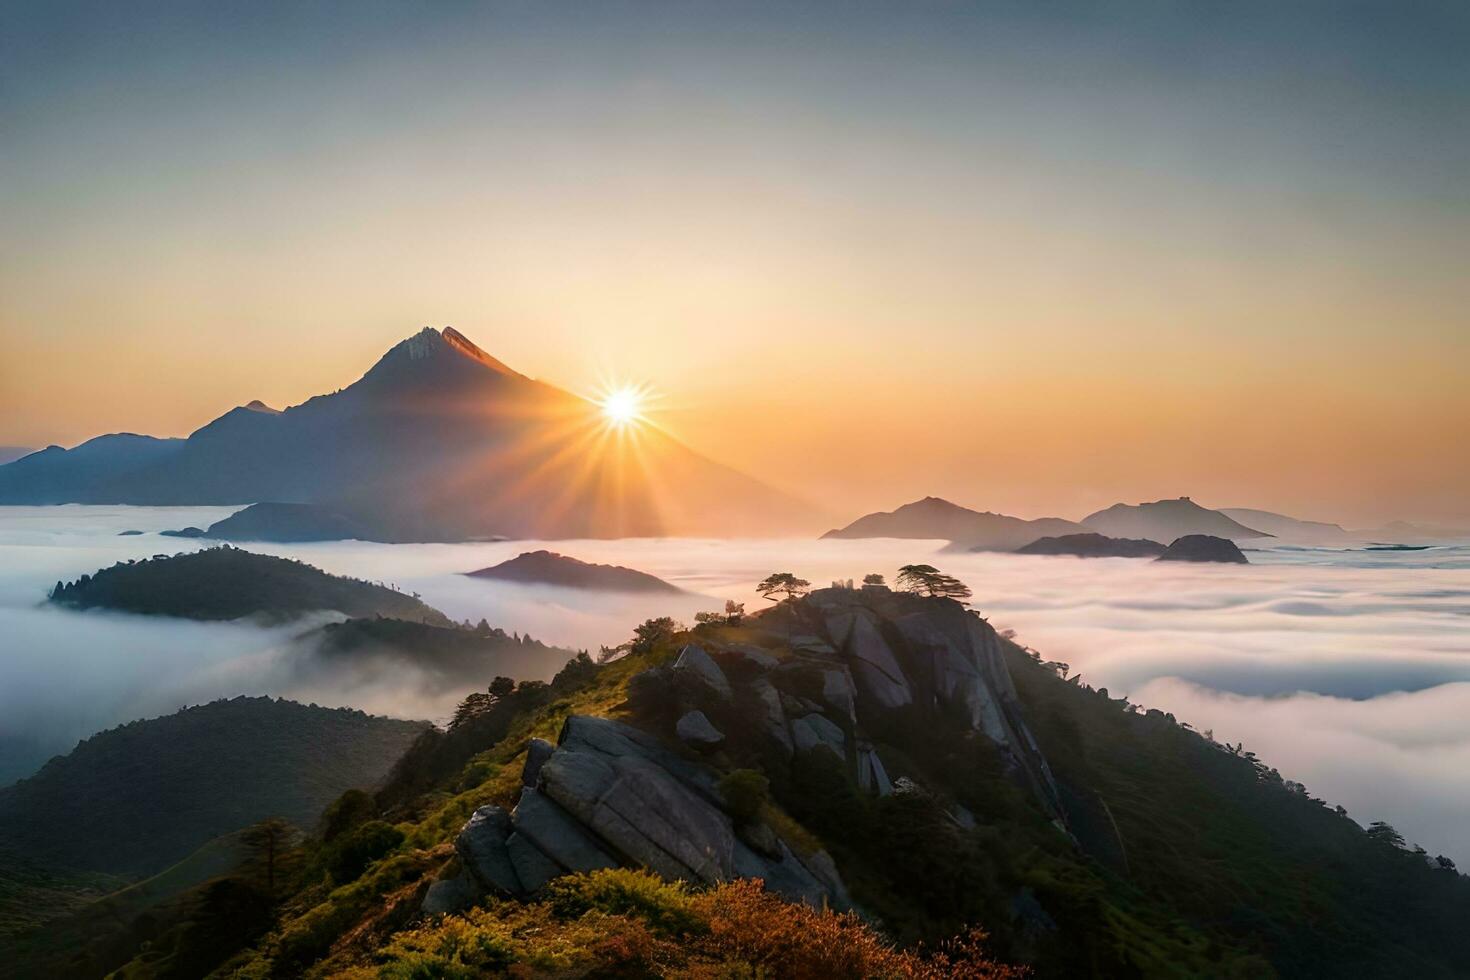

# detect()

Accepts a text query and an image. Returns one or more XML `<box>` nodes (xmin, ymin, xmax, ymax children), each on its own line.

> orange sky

<box><xmin>2</xmin><ymin>3</ymin><xmax>1467</xmax><ymax>526</ymax></box>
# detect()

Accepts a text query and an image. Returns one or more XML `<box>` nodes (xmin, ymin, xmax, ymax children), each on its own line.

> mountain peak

<box><xmin>242</xmin><ymin>399</ymin><xmax>279</xmax><ymax>414</ymax></box>
<box><xmin>390</xmin><ymin>326</ymin><xmax>521</xmax><ymax>377</ymax></box>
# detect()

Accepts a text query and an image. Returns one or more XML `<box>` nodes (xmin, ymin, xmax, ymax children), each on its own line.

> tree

<box><xmin>632</xmin><ymin>616</ymin><xmax>680</xmax><ymax>653</ymax></box>
<box><xmin>862</xmin><ymin>573</ymin><xmax>885</xmax><ymax>587</ymax></box>
<box><xmin>1366</xmin><ymin>821</ymin><xmax>1406</xmax><ymax>849</ymax></box>
<box><xmin>756</xmin><ymin>572</ymin><xmax>810</xmax><ymax>603</ymax></box>
<box><xmin>488</xmin><ymin>676</ymin><xmax>516</xmax><ymax>700</ymax></box>
<box><xmin>724</xmin><ymin>599</ymin><xmax>745</xmax><ymax>624</ymax></box>
<box><xmin>450</xmin><ymin>691</ymin><xmax>493</xmax><ymax>729</ymax></box>
<box><xmin>694</xmin><ymin>610</ymin><xmax>724</xmax><ymax>626</ymax></box>
<box><xmin>896</xmin><ymin>564</ymin><xmax>972</xmax><ymax>601</ymax></box>
<box><xmin>239</xmin><ymin>817</ymin><xmax>295</xmax><ymax>898</ymax></box>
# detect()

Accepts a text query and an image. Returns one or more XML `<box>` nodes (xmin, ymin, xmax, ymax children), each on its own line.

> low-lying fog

<box><xmin>3</xmin><ymin>505</ymin><xmax>1469</xmax><ymax>865</ymax></box>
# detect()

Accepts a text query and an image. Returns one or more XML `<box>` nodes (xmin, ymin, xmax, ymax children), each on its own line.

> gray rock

<box><xmin>818</xmin><ymin>667</ymin><xmax>857</xmax><ymax>721</ymax></box>
<box><xmin>748</xmin><ymin>677</ymin><xmax>792</xmax><ymax>754</ymax></box>
<box><xmin>540</xmin><ymin>748</ymin><xmax>734</xmax><ymax>884</ymax></box>
<box><xmin>856</xmin><ymin>746</ymin><xmax>893</xmax><ymax>796</ymax></box>
<box><xmin>421</xmin><ymin>870</ymin><xmax>481</xmax><ymax>916</ymax></box>
<box><xmin>506</xmin><ymin>832</ymin><xmax>561</xmax><ymax>893</ymax></box>
<box><xmin>722</xmin><ymin>643</ymin><xmax>779</xmax><ymax>670</ymax></box>
<box><xmin>456</xmin><ymin>805</ymin><xmax>523</xmax><ymax>895</ymax></box>
<box><xmin>511</xmin><ymin>786</ymin><xmax>619</xmax><ymax>874</ymax></box>
<box><xmin>952</xmin><ymin>803</ymin><xmax>977</xmax><ymax>830</ymax></box>
<box><xmin>894</xmin><ymin>611</ymin><xmax>1008</xmax><ymax>742</ymax></box>
<box><xmin>791</xmin><ymin>714</ymin><xmax>845</xmax><ymax>757</ymax></box>
<box><xmin>673</xmin><ymin>643</ymin><xmax>732</xmax><ymax>700</ymax></box>
<box><xmin>676</xmin><ymin>709</ymin><xmax>725</xmax><ymax>746</ymax></box>
<box><xmin>558</xmin><ymin>715</ymin><xmax>721</xmax><ymax>802</ymax></box>
<box><xmin>840</xmin><ymin>612</ymin><xmax>913</xmax><ymax>709</ymax></box>
<box><xmin>523</xmin><ymin>737</ymin><xmax>555</xmax><ymax>787</ymax></box>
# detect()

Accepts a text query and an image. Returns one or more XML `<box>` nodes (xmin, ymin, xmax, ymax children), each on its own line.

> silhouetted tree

<box><xmin>239</xmin><ymin>817</ymin><xmax>295</xmax><ymax>898</ymax></box>
<box><xmin>724</xmin><ymin>599</ymin><xmax>745</xmax><ymax>624</ymax></box>
<box><xmin>1366</xmin><ymin>821</ymin><xmax>1406</xmax><ymax>849</ymax></box>
<box><xmin>862</xmin><ymin>573</ymin><xmax>885</xmax><ymax>586</ymax></box>
<box><xmin>631</xmin><ymin>616</ymin><xmax>680</xmax><ymax>653</ymax></box>
<box><xmin>756</xmin><ymin>572</ymin><xmax>810</xmax><ymax>602</ymax></box>
<box><xmin>488</xmin><ymin>676</ymin><xmax>516</xmax><ymax>700</ymax></box>
<box><xmin>896</xmin><ymin>564</ymin><xmax>972</xmax><ymax>601</ymax></box>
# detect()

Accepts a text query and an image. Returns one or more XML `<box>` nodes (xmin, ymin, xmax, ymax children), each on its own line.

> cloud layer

<box><xmin>2</xmin><ymin>506</ymin><xmax>1468</xmax><ymax>864</ymax></box>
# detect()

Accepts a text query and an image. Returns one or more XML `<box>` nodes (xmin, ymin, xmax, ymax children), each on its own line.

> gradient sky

<box><xmin>2</xmin><ymin>1</ymin><xmax>1467</xmax><ymax>526</ymax></box>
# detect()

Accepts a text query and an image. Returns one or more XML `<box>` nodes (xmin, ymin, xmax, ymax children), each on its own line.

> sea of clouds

<box><xmin>2</xmin><ymin>505</ymin><xmax>1468</xmax><ymax>865</ymax></box>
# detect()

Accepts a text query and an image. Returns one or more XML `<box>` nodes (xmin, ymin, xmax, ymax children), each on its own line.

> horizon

<box><xmin>3</xmin><ymin>2</ymin><xmax>1468</xmax><ymax>526</ymax></box>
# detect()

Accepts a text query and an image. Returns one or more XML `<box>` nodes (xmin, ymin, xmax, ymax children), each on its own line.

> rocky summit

<box><xmin>430</xmin><ymin>585</ymin><xmax>1064</xmax><ymax>916</ymax></box>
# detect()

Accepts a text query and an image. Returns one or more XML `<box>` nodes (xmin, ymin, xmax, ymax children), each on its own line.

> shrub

<box><xmin>321</xmin><ymin>820</ymin><xmax>405</xmax><ymax>883</ymax></box>
<box><xmin>546</xmin><ymin>869</ymin><xmax>702</xmax><ymax>936</ymax></box>
<box><xmin>719</xmin><ymin>769</ymin><xmax>770</xmax><ymax>824</ymax></box>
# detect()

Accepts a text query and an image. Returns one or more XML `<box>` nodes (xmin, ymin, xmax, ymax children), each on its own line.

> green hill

<box><xmin>47</xmin><ymin>546</ymin><xmax>451</xmax><ymax>623</ymax></box>
<box><xmin>0</xmin><ymin>697</ymin><xmax>428</xmax><ymax>879</ymax></box>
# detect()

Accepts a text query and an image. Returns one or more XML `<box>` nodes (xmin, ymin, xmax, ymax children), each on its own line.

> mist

<box><xmin>2</xmin><ymin>506</ymin><xmax>1468</xmax><ymax>865</ymax></box>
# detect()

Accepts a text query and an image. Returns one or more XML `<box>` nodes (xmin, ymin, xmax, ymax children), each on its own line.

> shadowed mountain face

<box><xmin>1219</xmin><ymin>508</ymin><xmax>1356</xmax><ymax>545</ymax></box>
<box><xmin>0</xmin><ymin>697</ymin><xmax>427</xmax><ymax>878</ymax></box>
<box><xmin>822</xmin><ymin>496</ymin><xmax>1086</xmax><ymax>551</ymax></box>
<box><xmin>1016</xmin><ymin>532</ymin><xmax>1166</xmax><ymax>558</ymax></box>
<box><xmin>1082</xmin><ymin>497</ymin><xmax>1270</xmax><ymax>543</ymax></box>
<box><xmin>466</xmin><ymin>550</ymin><xmax>683</xmax><ymax>593</ymax></box>
<box><xmin>0</xmin><ymin>328</ymin><xmax>814</xmax><ymax>540</ymax></box>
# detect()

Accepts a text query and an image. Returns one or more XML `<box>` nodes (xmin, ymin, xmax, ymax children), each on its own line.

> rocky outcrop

<box><xmin>432</xmin><ymin>587</ymin><xmax>1066</xmax><ymax>918</ymax></box>
<box><xmin>1156</xmin><ymin>534</ymin><xmax>1249</xmax><ymax>564</ymax></box>
<box><xmin>433</xmin><ymin>713</ymin><xmax>851</xmax><ymax>915</ymax></box>
<box><xmin>676</xmin><ymin>710</ymin><xmax>725</xmax><ymax>747</ymax></box>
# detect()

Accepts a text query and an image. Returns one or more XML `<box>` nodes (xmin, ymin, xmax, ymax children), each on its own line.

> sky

<box><xmin>2</xmin><ymin>1</ymin><xmax>1467</xmax><ymax>526</ymax></box>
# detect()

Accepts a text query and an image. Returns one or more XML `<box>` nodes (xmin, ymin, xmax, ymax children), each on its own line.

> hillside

<box><xmin>823</xmin><ymin>496</ymin><xmax>1087</xmax><ymax>551</ymax></box>
<box><xmin>87</xmin><ymin>586</ymin><xmax>1468</xmax><ymax>979</ymax></box>
<box><xmin>47</xmin><ymin>547</ymin><xmax>451</xmax><ymax>624</ymax></box>
<box><xmin>1083</xmin><ymin>496</ymin><xmax>1271</xmax><ymax>542</ymax></box>
<box><xmin>0</xmin><ymin>697</ymin><xmax>428</xmax><ymax>879</ymax></box>
<box><xmin>466</xmin><ymin>550</ymin><xmax>682</xmax><ymax>593</ymax></box>
<box><xmin>199</xmin><ymin>502</ymin><xmax>375</xmax><ymax>542</ymax></box>
<box><xmin>0</xmin><ymin>327</ymin><xmax>817</xmax><ymax>539</ymax></box>
<box><xmin>298</xmin><ymin>617</ymin><xmax>578</xmax><ymax>695</ymax></box>
<box><xmin>1220</xmin><ymin>507</ymin><xmax>1356</xmax><ymax>545</ymax></box>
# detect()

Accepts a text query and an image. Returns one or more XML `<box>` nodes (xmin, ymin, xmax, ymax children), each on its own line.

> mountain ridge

<box><xmin>0</xmin><ymin>327</ymin><xmax>817</xmax><ymax>540</ymax></box>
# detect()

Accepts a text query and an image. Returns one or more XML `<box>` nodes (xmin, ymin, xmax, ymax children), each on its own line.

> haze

<box><xmin>3</xmin><ymin>1</ymin><xmax>1468</xmax><ymax>527</ymax></box>
<box><xmin>4</xmin><ymin>506</ymin><xmax>1469</xmax><ymax>867</ymax></box>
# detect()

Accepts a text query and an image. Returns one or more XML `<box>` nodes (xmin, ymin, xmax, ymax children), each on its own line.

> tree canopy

<box><xmin>896</xmin><ymin>564</ymin><xmax>972</xmax><ymax>601</ymax></box>
<box><xmin>756</xmin><ymin>572</ymin><xmax>811</xmax><ymax>602</ymax></box>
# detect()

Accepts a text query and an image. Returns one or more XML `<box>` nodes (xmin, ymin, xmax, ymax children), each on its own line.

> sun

<box><xmin>599</xmin><ymin>386</ymin><xmax>645</xmax><ymax>427</ymax></box>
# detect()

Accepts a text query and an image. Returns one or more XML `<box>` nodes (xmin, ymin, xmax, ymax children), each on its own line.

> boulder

<box><xmin>511</xmin><ymin>786</ymin><xmax>619</xmax><ymax>874</ymax></box>
<box><xmin>506</xmin><ymin>832</ymin><xmax>561</xmax><ymax>893</ymax></box>
<box><xmin>672</xmin><ymin>643</ymin><xmax>733</xmax><ymax>700</ymax></box>
<box><xmin>676</xmin><ymin>710</ymin><xmax>725</xmax><ymax>747</ymax></box>
<box><xmin>747</xmin><ymin>677</ymin><xmax>793</xmax><ymax>754</ymax></box>
<box><xmin>791</xmin><ymin>714</ymin><xmax>846</xmax><ymax>757</ymax></box>
<box><xmin>522</xmin><ymin>737</ymin><xmax>555</xmax><ymax>787</ymax></box>
<box><xmin>456</xmin><ymin>805</ymin><xmax>523</xmax><ymax>895</ymax></box>
<box><xmin>421</xmin><ymin>870</ymin><xmax>480</xmax><ymax>916</ymax></box>
<box><xmin>540</xmin><ymin>748</ymin><xmax>734</xmax><ymax>884</ymax></box>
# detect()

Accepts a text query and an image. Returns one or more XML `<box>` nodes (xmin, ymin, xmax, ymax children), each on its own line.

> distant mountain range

<box><xmin>0</xmin><ymin>447</ymin><xmax>33</xmax><ymax>466</ymax></box>
<box><xmin>0</xmin><ymin>327</ymin><xmax>815</xmax><ymax>541</ymax></box>
<box><xmin>820</xmin><ymin>495</ymin><xmax>1466</xmax><ymax>553</ymax></box>
<box><xmin>1082</xmin><ymin>497</ymin><xmax>1270</xmax><ymax>543</ymax></box>
<box><xmin>466</xmin><ymin>550</ymin><xmax>682</xmax><ymax>593</ymax></box>
<box><xmin>821</xmin><ymin>496</ymin><xmax>1087</xmax><ymax>551</ymax></box>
